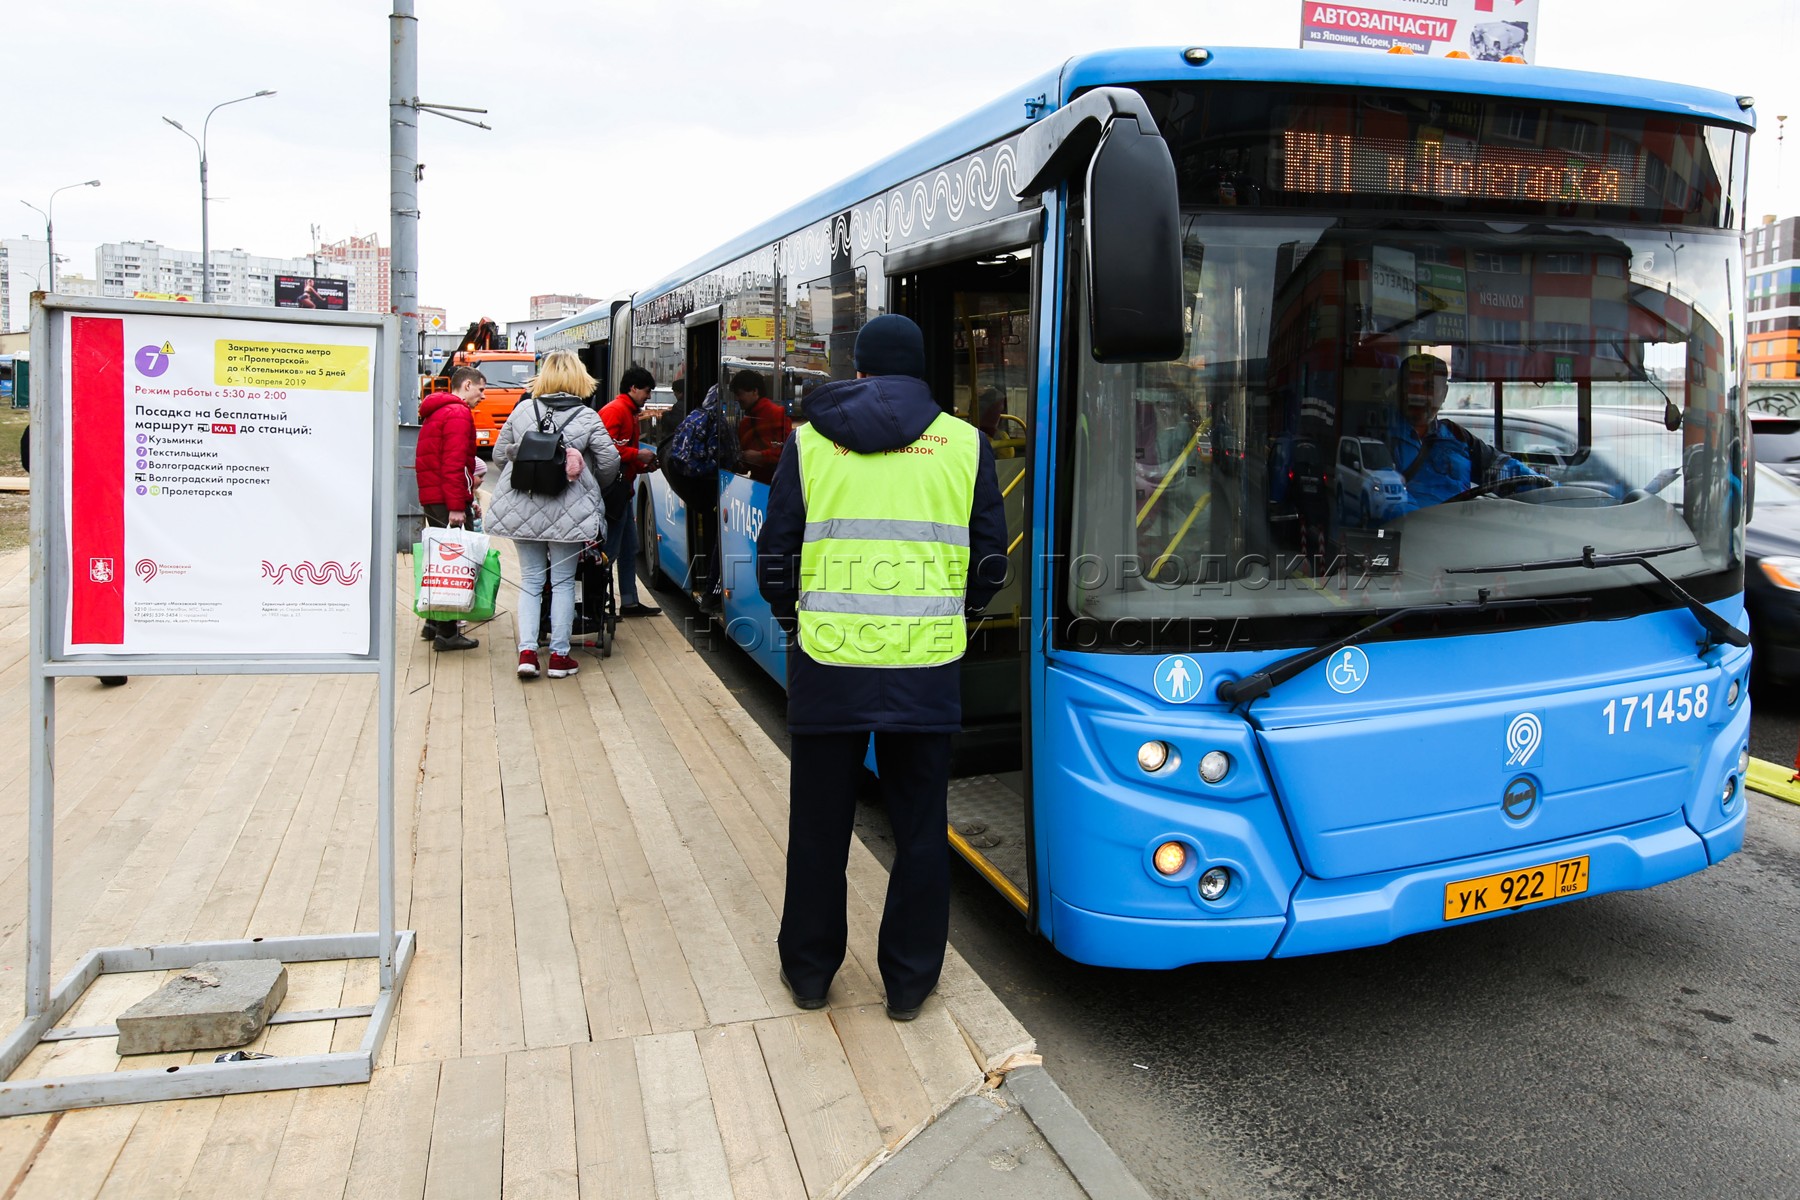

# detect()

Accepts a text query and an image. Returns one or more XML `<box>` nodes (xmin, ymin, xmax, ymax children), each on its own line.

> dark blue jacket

<box><xmin>756</xmin><ymin>374</ymin><xmax>1009</xmax><ymax>733</ymax></box>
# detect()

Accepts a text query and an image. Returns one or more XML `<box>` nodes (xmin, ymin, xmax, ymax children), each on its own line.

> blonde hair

<box><xmin>530</xmin><ymin>349</ymin><xmax>596</xmax><ymax>398</ymax></box>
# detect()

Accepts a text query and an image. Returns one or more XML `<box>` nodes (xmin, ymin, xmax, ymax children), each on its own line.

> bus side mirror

<box><xmin>1085</xmin><ymin>118</ymin><xmax>1184</xmax><ymax>363</ymax></box>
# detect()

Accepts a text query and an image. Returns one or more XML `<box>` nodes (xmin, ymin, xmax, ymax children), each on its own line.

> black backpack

<box><xmin>511</xmin><ymin>397</ymin><xmax>580</xmax><ymax>496</ymax></box>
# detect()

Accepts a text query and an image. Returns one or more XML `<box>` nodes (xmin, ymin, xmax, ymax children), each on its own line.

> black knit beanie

<box><xmin>853</xmin><ymin>314</ymin><xmax>927</xmax><ymax>379</ymax></box>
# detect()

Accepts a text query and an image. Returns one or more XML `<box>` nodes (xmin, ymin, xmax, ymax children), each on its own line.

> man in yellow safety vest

<box><xmin>756</xmin><ymin>314</ymin><xmax>1009</xmax><ymax>1021</ymax></box>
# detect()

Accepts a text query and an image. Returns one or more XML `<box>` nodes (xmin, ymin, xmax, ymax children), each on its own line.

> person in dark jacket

<box><xmin>756</xmin><ymin>314</ymin><xmax>1008</xmax><ymax>1021</ymax></box>
<box><xmin>415</xmin><ymin>366</ymin><xmax>484</xmax><ymax>650</ymax></box>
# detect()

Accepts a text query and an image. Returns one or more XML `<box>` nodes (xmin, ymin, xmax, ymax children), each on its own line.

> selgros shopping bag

<box><xmin>414</xmin><ymin>546</ymin><xmax>501</xmax><ymax>623</ymax></box>
<box><xmin>418</xmin><ymin>526</ymin><xmax>490</xmax><ymax>613</ymax></box>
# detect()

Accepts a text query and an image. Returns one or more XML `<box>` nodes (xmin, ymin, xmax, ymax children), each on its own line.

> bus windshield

<box><xmin>1067</xmin><ymin>87</ymin><xmax>1746</xmax><ymax>644</ymax></box>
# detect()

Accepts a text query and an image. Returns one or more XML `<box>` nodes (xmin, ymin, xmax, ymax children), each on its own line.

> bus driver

<box><xmin>1388</xmin><ymin>352</ymin><xmax>1541</xmax><ymax>513</ymax></box>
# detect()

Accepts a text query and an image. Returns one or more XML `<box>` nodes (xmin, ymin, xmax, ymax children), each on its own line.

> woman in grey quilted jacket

<box><xmin>486</xmin><ymin>349</ymin><xmax>621</xmax><ymax>680</ymax></box>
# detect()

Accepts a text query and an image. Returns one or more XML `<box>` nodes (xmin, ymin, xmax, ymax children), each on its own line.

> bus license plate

<box><xmin>1442</xmin><ymin>856</ymin><xmax>1589</xmax><ymax>921</ymax></box>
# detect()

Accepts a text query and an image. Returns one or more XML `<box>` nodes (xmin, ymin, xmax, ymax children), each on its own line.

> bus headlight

<box><xmin>1722</xmin><ymin>774</ymin><xmax>1739</xmax><ymax>812</ymax></box>
<box><xmin>1739</xmin><ymin>743</ymin><xmax>1751</xmax><ymax>775</ymax></box>
<box><xmin>1198</xmin><ymin>866</ymin><xmax>1231</xmax><ymax>901</ymax></box>
<box><xmin>1137</xmin><ymin>741</ymin><xmax>1171</xmax><ymax>773</ymax></box>
<box><xmin>1759</xmin><ymin>556</ymin><xmax>1800</xmax><ymax>591</ymax></box>
<box><xmin>1198</xmin><ymin>751</ymin><xmax>1231</xmax><ymax>784</ymax></box>
<box><xmin>1153</xmin><ymin>841</ymin><xmax>1188</xmax><ymax>876</ymax></box>
<box><xmin>1728</xmin><ymin>677</ymin><xmax>1742</xmax><ymax>707</ymax></box>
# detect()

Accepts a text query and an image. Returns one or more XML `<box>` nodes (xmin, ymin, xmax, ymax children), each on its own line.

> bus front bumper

<box><xmin>1046</xmin><ymin>804</ymin><xmax>1745</xmax><ymax>968</ymax></box>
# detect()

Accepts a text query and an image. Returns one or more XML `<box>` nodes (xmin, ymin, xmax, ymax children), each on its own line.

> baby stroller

<box><xmin>574</xmin><ymin>543</ymin><xmax>619</xmax><ymax>658</ymax></box>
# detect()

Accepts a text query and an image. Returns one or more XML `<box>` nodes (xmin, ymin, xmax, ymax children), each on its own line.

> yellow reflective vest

<box><xmin>795</xmin><ymin>411</ymin><xmax>980</xmax><ymax>667</ymax></box>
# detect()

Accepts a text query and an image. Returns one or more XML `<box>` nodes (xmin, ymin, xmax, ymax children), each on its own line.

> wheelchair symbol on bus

<box><xmin>1325</xmin><ymin>646</ymin><xmax>1370</xmax><ymax>695</ymax></box>
<box><xmin>1153</xmin><ymin>655</ymin><xmax>1204</xmax><ymax>704</ymax></box>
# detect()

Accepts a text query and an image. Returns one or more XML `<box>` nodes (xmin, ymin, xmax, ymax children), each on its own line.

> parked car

<box><xmin>1747</xmin><ymin>461</ymin><xmax>1800</xmax><ymax>688</ymax></box>
<box><xmin>1335</xmin><ymin>435</ymin><xmax>1407</xmax><ymax>526</ymax></box>
<box><xmin>1751</xmin><ymin>413</ymin><xmax>1800</xmax><ymax>488</ymax></box>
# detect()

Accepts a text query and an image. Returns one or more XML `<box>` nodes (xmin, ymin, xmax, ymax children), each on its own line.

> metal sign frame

<box><xmin>0</xmin><ymin>295</ymin><xmax>413</xmax><ymax>1116</ymax></box>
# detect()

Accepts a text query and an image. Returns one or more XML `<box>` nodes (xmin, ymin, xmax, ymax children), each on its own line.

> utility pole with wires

<box><xmin>310</xmin><ymin>222</ymin><xmax>320</xmax><ymax>278</ymax></box>
<box><xmin>390</xmin><ymin>0</ymin><xmax>490</xmax><ymax>425</ymax></box>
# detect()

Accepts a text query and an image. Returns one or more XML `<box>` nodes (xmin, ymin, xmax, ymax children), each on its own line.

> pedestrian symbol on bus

<box><xmin>1154</xmin><ymin>655</ymin><xmax>1204</xmax><ymax>704</ymax></box>
<box><xmin>1326</xmin><ymin>646</ymin><xmax>1370</xmax><ymax>694</ymax></box>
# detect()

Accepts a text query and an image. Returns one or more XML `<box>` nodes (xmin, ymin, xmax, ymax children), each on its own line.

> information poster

<box><xmin>59</xmin><ymin>311</ymin><xmax>378</xmax><ymax>656</ymax></box>
<box><xmin>1300</xmin><ymin>0</ymin><xmax>1540</xmax><ymax>61</ymax></box>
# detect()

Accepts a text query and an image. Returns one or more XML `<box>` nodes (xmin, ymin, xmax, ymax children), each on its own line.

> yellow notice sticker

<box><xmin>214</xmin><ymin>340</ymin><xmax>371</xmax><ymax>391</ymax></box>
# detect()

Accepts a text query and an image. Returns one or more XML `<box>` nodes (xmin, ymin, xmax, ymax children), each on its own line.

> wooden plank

<box><xmin>341</xmin><ymin>1059</ymin><xmax>441</xmax><ymax>1200</ymax></box>
<box><xmin>263</xmin><ymin>1086</ymin><xmax>365</xmax><ymax>1200</ymax></box>
<box><xmin>457</xmin><ymin>638</ymin><xmax>526</xmax><ymax>1057</ymax></box>
<box><xmin>10</xmin><ymin>1105</ymin><xmax>139</xmax><ymax>1200</ymax></box>
<box><xmin>828</xmin><ymin>1003</ymin><xmax>934</xmax><ymax>1148</ymax></box>
<box><xmin>634</xmin><ymin>1032</ymin><xmax>733</xmax><ymax>1200</ymax></box>
<box><xmin>569</xmin><ymin>1039</ymin><xmax>654</xmax><ymax>1200</ymax></box>
<box><xmin>505</xmin><ymin>678</ymin><xmax>595</xmax><ymax>1049</ymax></box>
<box><xmin>533</xmin><ymin>678</ymin><xmax>649</xmax><ymax>1043</ymax></box>
<box><xmin>134</xmin><ymin>675</ymin><xmax>338</xmax><ymax>946</ymax></box>
<box><xmin>0</xmin><ymin>675</ymin><xmax>263</xmax><ymax>1001</ymax></box>
<box><xmin>54</xmin><ymin>675</ymin><xmax>280</xmax><ymax>959</ymax></box>
<box><xmin>695</xmin><ymin>1023</ymin><xmax>809</xmax><ymax>1200</ymax></box>
<box><xmin>754</xmin><ymin>1012</ymin><xmax>883</xmax><ymax>1198</ymax></box>
<box><xmin>0</xmin><ymin>1113</ymin><xmax>54</xmax><ymax>1197</ymax></box>
<box><xmin>92</xmin><ymin>1098</ymin><xmax>220</xmax><ymax>1199</ymax></box>
<box><xmin>501</xmin><ymin>1044</ymin><xmax>578</xmax><ymax>1200</ymax></box>
<box><xmin>242</xmin><ymin>674</ymin><xmax>367</xmax><ymax>937</ymax></box>
<box><xmin>176</xmin><ymin>1090</ymin><xmax>294</xmax><ymax>1200</ymax></box>
<box><xmin>891</xmin><ymin>999</ymin><xmax>986</xmax><ymax>1117</ymax></box>
<box><xmin>573</xmin><ymin>664</ymin><xmax>769</xmax><ymax>1027</ymax></box>
<box><xmin>393</xmin><ymin>647</ymin><xmax>466</xmax><ymax>1065</ymax></box>
<box><xmin>539</xmin><ymin>672</ymin><xmax>703</xmax><ymax>1038</ymax></box>
<box><xmin>422</xmin><ymin>1055</ymin><xmax>505</xmax><ymax>1200</ymax></box>
<box><xmin>935</xmin><ymin>946</ymin><xmax>1036</xmax><ymax>1072</ymax></box>
<box><xmin>602</xmin><ymin>647</ymin><xmax>827</xmax><ymax>1014</ymax></box>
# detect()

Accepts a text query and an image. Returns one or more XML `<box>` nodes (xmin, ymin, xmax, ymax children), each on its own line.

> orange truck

<box><xmin>422</xmin><ymin>317</ymin><xmax>536</xmax><ymax>453</ymax></box>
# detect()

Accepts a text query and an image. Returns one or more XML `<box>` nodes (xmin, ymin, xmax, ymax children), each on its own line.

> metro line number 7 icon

<box><xmin>134</xmin><ymin>342</ymin><xmax>173</xmax><ymax>378</ymax></box>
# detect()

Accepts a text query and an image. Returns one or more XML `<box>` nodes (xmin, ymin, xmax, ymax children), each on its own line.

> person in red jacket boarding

<box><xmin>415</xmin><ymin>366</ymin><xmax>484</xmax><ymax>650</ymax></box>
<box><xmin>599</xmin><ymin>365</ymin><xmax>662</xmax><ymax>617</ymax></box>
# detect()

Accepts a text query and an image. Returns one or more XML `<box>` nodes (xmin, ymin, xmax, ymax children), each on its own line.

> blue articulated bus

<box><xmin>563</xmin><ymin>46</ymin><xmax>1756</xmax><ymax>968</ymax></box>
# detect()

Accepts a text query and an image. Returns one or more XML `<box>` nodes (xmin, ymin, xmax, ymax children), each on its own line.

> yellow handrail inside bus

<box><xmin>1149</xmin><ymin>493</ymin><xmax>1212</xmax><ymax>578</ymax></box>
<box><xmin>1136</xmin><ymin>428</ymin><xmax>1202</xmax><ymax>526</ymax></box>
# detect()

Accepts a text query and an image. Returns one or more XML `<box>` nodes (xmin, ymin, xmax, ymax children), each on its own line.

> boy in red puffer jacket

<box><xmin>415</xmin><ymin>366</ymin><xmax>484</xmax><ymax>650</ymax></box>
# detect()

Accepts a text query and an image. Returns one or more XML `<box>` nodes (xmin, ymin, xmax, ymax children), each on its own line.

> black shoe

<box><xmin>420</xmin><ymin>623</ymin><xmax>438</xmax><ymax>641</ymax></box>
<box><xmin>434</xmin><ymin>632</ymin><xmax>479</xmax><ymax>651</ymax></box>
<box><xmin>780</xmin><ymin>969</ymin><xmax>827</xmax><ymax>1011</ymax></box>
<box><xmin>885</xmin><ymin>986</ymin><xmax>936</xmax><ymax>1022</ymax></box>
<box><xmin>99</xmin><ymin>676</ymin><xmax>128</xmax><ymax>688</ymax></box>
<box><xmin>697</xmin><ymin>592</ymin><xmax>722</xmax><ymax>613</ymax></box>
<box><xmin>618</xmin><ymin>602</ymin><xmax>661</xmax><ymax>618</ymax></box>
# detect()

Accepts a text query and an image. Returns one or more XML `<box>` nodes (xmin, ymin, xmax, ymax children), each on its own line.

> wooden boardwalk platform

<box><xmin>0</xmin><ymin>548</ymin><xmax>1034</xmax><ymax>1198</ymax></box>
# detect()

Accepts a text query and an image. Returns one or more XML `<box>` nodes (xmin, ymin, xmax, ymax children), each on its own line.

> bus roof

<box><xmin>533</xmin><ymin>293</ymin><xmax>627</xmax><ymax>344</ymax></box>
<box><xmin>636</xmin><ymin>45</ymin><xmax>1752</xmax><ymax>305</ymax></box>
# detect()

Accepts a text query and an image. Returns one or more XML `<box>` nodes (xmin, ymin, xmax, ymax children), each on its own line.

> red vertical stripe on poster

<box><xmin>69</xmin><ymin>317</ymin><xmax>125</xmax><ymax>644</ymax></box>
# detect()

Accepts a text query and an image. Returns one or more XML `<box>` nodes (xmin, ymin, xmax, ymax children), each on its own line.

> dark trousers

<box><xmin>779</xmin><ymin>730</ymin><xmax>953</xmax><ymax>1008</ymax></box>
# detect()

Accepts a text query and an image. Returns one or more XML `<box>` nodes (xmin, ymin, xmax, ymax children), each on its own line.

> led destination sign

<box><xmin>1282</xmin><ymin>131</ymin><xmax>1648</xmax><ymax>206</ymax></box>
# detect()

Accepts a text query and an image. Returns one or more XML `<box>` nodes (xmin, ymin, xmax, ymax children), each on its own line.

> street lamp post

<box><xmin>18</xmin><ymin>180</ymin><xmax>100</xmax><ymax>294</ymax></box>
<box><xmin>161</xmin><ymin>90</ymin><xmax>277</xmax><ymax>303</ymax></box>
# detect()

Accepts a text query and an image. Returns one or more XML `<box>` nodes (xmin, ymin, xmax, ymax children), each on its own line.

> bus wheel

<box><xmin>639</xmin><ymin>488</ymin><xmax>673</xmax><ymax>591</ymax></box>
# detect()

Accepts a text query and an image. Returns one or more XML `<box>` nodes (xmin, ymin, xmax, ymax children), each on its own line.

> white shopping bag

<box><xmin>419</xmin><ymin>526</ymin><xmax>491</xmax><ymax>613</ymax></box>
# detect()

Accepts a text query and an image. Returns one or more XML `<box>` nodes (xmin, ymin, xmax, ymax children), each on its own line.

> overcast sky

<box><xmin>14</xmin><ymin>1</ymin><xmax>1800</xmax><ymax>324</ymax></box>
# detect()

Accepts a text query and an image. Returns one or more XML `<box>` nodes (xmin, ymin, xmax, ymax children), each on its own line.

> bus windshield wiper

<box><xmin>1214</xmin><ymin>594</ymin><xmax>1583</xmax><ymax>706</ymax></box>
<box><xmin>1447</xmin><ymin>543</ymin><xmax>1748</xmax><ymax>656</ymax></box>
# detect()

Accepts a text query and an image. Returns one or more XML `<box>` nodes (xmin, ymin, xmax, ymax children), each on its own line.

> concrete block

<box><xmin>115</xmin><ymin>960</ymin><xmax>288</xmax><ymax>1056</ymax></box>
